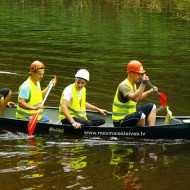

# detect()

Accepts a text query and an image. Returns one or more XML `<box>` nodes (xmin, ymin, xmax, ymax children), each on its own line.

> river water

<box><xmin>0</xmin><ymin>1</ymin><xmax>190</xmax><ymax>189</ymax></box>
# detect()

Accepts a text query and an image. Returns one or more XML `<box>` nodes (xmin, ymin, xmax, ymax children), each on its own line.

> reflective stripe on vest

<box><xmin>16</xmin><ymin>78</ymin><xmax>43</xmax><ymax>120</ymax></box>
<box><xmin>59</xmin><ymin>84</ymin><xmax>87</xmax><ymax>120</ymax></box>
<box><xmin>112</xmin><ymin>79</ymin><xmax>137</xmax><ymax>121</ymax></box>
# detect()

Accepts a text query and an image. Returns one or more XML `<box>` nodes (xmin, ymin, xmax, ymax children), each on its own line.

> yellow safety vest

<box><xmin>59</xmin><ymin>84</ymin><xmax>87</xmax><ymax>120</ymax></box>
<box><xmin>16</xmin><ymin>78</ymin><xmax>43</xmax><ymax>120</ymax></box>
<box><xmin>112</xmin><ymin>79</ymin><xmax>137</xmax><ymax>121</ymax></box>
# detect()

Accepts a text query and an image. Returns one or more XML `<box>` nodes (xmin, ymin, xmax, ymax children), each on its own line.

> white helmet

<box><xmin>75</xmin><ymin>69</ymin><xmax>90</xmax><ymax>81</ymax></box>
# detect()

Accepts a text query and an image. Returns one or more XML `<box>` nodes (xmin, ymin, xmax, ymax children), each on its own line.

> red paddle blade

<box><xmin>28</xmin><ymin>112</ymin><xmax>39</xmax><ymax>136</ymax></box>
<box><xmin>159</xmin><ymin>92</ymin><xmax>167</xmax><ymax>108</ymax></box>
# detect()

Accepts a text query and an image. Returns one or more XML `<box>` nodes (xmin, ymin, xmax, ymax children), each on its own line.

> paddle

<box><xmin>147</xmin><ymin>81</ymin><xmax>174</xmax><ymax>119</ymax></box>
<box><xmin>28</xmin><ymin>84</ymin><xmax>53</xmax><ymax>136</ymax></box>
<box><xmin>147</xmin><ymin>81</ymin><xmax>167</xmax><ymax>108</ymax></box>
<box><xmin>147</xmin><ymin>81</ymin><xmax>174</xmax><ymax>124</ymax></box>
<box><xmin>0</xmin><ymin>71</ymin><xmax>17</xmax><ymax>75</ymax></box>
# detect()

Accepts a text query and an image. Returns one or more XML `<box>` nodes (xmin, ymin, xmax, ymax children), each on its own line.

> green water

<box><xmin>0</xmin><ymin>0</ymin><xmax>189</xmax><ymax>115</ymax></box>
<box><xmin>0</xmin><ymin>1</ymin><xmax>190</xmax><ymax>189</ymax></box>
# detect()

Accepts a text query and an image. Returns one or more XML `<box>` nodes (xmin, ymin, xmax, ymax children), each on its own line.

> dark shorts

<box><xmin>113</xmin><ymin>103</ymin><xmax>154</xmax><ymax>127</ymax></box>
<box><xmin>61</xmin><ymin>114</ymin><xmax>105</xmax><ymax>127</ymax></box>
<box><xmin>0</xmin><ymin>88</ymin><xmax>10</xmax><ymax>99</ymax></box>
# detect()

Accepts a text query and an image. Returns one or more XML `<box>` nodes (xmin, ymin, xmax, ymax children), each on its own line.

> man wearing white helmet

<box><xmin>59</xmin><ymin>69</ymin><xmax>108</xmax><ymax>129</ymax></box>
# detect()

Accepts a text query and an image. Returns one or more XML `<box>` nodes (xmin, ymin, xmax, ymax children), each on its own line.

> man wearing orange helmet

<box><xmin>16</xmin><ymin>60</ymin><xmax>57</xmax><ymax>123</ymax></box>
<box><xmin>112</xmin><ymin>60</ymin><xmax>158</xmax><ymax>127</ymax></box>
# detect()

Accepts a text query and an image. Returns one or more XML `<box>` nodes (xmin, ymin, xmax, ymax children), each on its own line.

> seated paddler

<box><xmin>59</xmin><ymin>69</ymin><xmax>108</xmax><ymax>129</ymax></box>
<box><xmin>16</xmin><ymin>61</ymin><xmax>57</xmax><ymax>123</ymax></box>
<box><xmin>0</xmin><ymin>88</ymin><xmax>15</xmax><ymax>117</ymax></box>
<box><xmin>112</xmin><ymin>60</ymin><xmax>158</xmax><ymax>127</ymax></box>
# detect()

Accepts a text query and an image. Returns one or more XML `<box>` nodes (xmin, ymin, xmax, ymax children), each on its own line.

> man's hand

<box><xmin>98</xmin><ymin>108</ymin><xmax>108</xmax><ymax>116</ymax></box>
<box><xmin>141</xmin><ymin>74</ymin><xmax>149</xmax><ymax>84</ymax></box>
<box><xmin>7</xmin><ymin>101</ymin><xmax>16</xmax><ymax>107</ymax></box>
<box><xmin>72</xmin><ymin>121</ymin><xmax>82</xmax><ymax>129</ymax></box>
<box><xmin>35</xmin><ymin>104</ymin><xmax>44</xmax><ymax>110</ymax></box>
<box><xmin>49</xmin><ymin>75</ymin><xmax>57</xmax><ymax>87</ymax></box>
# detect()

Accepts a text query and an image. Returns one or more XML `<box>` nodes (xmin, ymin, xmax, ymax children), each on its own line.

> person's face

<box><xmin>75</xmin><ymin>79</ymin><xmax>87</xmax><ymax>91</ymax></box>
<box><xmin>32</xmin><ymin>69</ymin><xmax>45</xmax><ymax>82</ymax></box>
<box><xmin>131</xmin><ymin>72</ymin><xmax>143</xmax><ymax>83</ymax></box>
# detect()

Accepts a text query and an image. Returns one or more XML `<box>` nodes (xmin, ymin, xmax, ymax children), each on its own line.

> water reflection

<box><xmin>48</xmin><ymin>140</ymin><xmax>91</xmax><ymax>189</ymax></box>
<box><xmin>110</xmin><ymin>145</ymin><xmax>144</xmax><ymax>189</ymax></box>
<box><xmin>0</xmin><ymin>134</ymin><xmax>47</xmax><ymax>189</ymax></box>
<box><xmin>18</xmin><ymin>137</ymin><xmax>45</xmax><ymax>180</ymax></box>
<box><xmin>1</xmin><ymin>132</ymin><xmax>190</xmax><ymax>189</ymax></box>
<box><xmin>58</xmin><ymin>144</ymin><xmax>87</xmax><ymax>172</ymax></box>
<box><xmin>109</xmin><ymin>142</ymin><xmax>190</xmax><ymax>190</ymax></box>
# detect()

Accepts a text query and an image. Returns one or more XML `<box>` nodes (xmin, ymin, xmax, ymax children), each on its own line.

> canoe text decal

<box><xmin>49</xmin><ymin>127</ymin><xmax>64</xmax><ymax>133</ymax></box>
<box><xmin>84</xmin><ymin>131</ymin><xmax>145</xmax><ymax>137</ymax></box>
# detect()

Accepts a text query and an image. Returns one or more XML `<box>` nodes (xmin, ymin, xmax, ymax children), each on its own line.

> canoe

<box><xmin>0</xmin><ymin>106</ymin><xmax>190</xmax><ymax>139</ymax></box>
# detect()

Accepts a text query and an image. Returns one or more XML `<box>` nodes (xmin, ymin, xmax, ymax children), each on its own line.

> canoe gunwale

<box><xmin>0</xmin><ymin>106</ymin><xmax>190</xmax><ymax>139</ymax></box>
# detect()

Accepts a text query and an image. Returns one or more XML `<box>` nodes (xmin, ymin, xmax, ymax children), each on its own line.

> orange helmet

<box><xmin>126</xmin><ymin>60</ymin><xmax>145</xmax><ymax>73</ymax></box>
<box><xmin>29</xmin><ymin>61</ymin><xmax>45</xmax><ymax>73</ymax></box>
